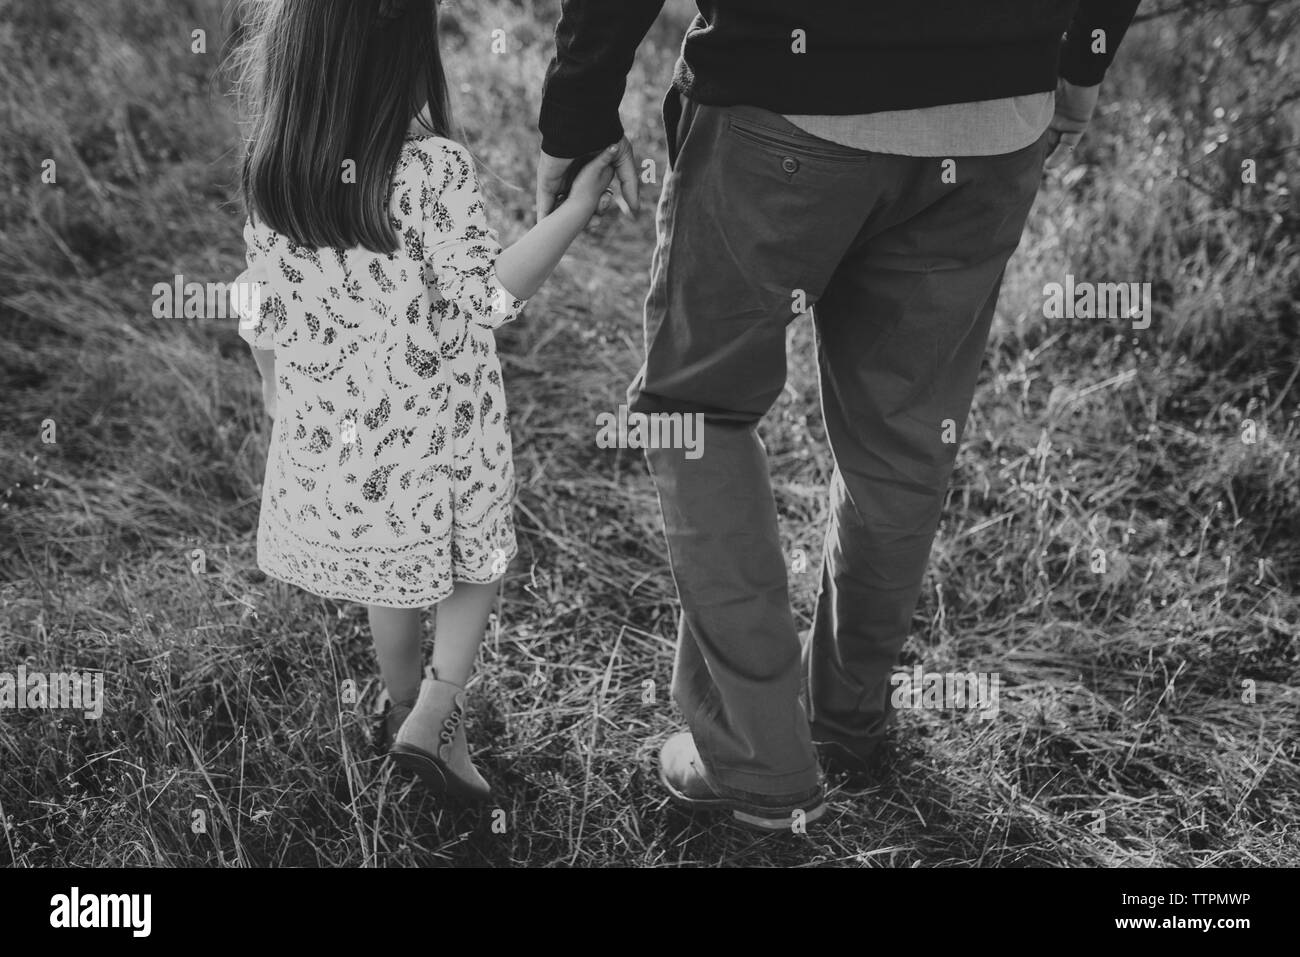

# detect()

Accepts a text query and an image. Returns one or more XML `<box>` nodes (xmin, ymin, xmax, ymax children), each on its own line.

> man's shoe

<box><xmin>814</xmin><ymin>739</ymin><xmax>883</xmax><ymax>785</ymax></box>
<box><xmin>658</xmin><ymin>731</ymin><xmax>826</xmax><ymax>832</ymax></box>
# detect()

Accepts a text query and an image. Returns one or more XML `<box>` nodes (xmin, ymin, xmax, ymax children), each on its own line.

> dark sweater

<box><xmin>539</xmin><ymin>1</ymin><xmax>1142</xmax><ymax>158</ymax></box>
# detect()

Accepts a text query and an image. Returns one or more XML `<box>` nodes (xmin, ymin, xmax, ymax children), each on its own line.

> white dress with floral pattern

<box><xmin>236</xmin><ymin>135</ymin><xmax>526</xmax><ymax>607</ymax></box>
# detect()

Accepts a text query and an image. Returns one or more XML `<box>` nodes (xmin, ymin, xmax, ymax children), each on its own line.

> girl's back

<box><xmin>231</xmin><ymin>0</ymin><xmax>616</xmax><ymax>804</ymax></box>
<box><xmin>238</xmin><ymin>132</ymin><xmax>524</xmax><ymax>608</ymax></box>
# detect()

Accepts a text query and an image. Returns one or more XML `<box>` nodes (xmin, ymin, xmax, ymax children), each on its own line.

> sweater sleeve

<box><xmin>538</xmin><ymin>0</ymin><xmax>667</xmax><ymax>158</ymax></box>
<box><xmin>1060</xmin><ymin>0</ymin><xmax>1142</xmax><ymax>86</ymax></box>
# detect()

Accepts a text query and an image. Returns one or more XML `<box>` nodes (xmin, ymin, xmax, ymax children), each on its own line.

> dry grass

<box><xmin>1</xmin><ymin>0</ymin><xmax>1298</xmax><ymax>866</ymax></box>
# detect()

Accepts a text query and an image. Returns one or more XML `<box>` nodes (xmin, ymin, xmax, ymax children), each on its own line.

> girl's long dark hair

<box><xmin>235</xmin><ymin>0</ymin><xmax>452</xmax><ymax>254</ymax></box>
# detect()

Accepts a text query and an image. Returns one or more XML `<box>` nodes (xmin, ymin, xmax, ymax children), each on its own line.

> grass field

<box><xmin>1</xmin><ymin>0</ymin><xmax>1299</xmax><ymax>867</ymax></box>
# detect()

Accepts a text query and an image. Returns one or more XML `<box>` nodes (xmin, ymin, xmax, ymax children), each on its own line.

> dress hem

<box><xmin>255</xmin><ymin>543</ymin><xmax>517</xmax><ymax>609</ymax></box>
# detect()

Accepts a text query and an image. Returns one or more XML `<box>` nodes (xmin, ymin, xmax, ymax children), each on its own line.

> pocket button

<box><xmin>782</xmin><ymin>156</ymin><xmax>799</xmax><ymax>175</ymax></box>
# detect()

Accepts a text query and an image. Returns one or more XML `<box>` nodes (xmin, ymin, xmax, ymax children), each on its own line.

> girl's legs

<box><xmin>430</xmin><ymin>580</ymin><xmax>500</xmax><ymax>687</ymax></box>
<box><xmin>367</xmin><ymin>579</ymin><xmax>501</xmax><ymax>704</ymax></box>
<box><xmin>389</xmin><ymin>579</ymin><xmax>502</xmax><ymax>801</ymax></box>
<box><xmin>367</xmin><ymin>605</ymin><xmax>423</xmax><ymax>707</ymax></box>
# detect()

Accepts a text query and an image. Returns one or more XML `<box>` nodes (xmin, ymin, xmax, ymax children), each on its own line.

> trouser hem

<box><xmin>703</xmin><ymin>761</ymin><xmax>822</xmax><ymax>798</ymax></box>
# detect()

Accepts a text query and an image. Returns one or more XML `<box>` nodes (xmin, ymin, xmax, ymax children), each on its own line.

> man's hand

<box><xmin>1046</xmin><ymin>78</ymin><xmax>1101</xmax><ymax>168</ymax></box>
<box><xmin>536</xmin><ymin>137</ymin><xmax>640</xmax><ymax>223</ymax></box>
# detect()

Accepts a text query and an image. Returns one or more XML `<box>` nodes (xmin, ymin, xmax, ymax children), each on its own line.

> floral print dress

<box><xmin>236</xmin><ymin>135</ymin><xmax>526</xmax><ymax>607</ymax></box>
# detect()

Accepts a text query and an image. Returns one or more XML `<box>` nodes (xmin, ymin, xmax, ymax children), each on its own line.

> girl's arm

<box><xmin>235</xmin><ymin>220</ymin><xmax>282</xmax><ymax>418</ymax></box>
<box><xmin>252</xmin><ymin>347</ymin><xmax>276</xmax><ymax>418</ymax></box>
<box><xmin>494</xmin><ymin>193</ymin><xmax>599</xmax><ymax>302</ymax></box>
<box><xmin>498</xmin><ymin>145</ymin><xmax>620</xmax><ymax>299</ymax></box>
<box><xmin>424</xmin><ymin>142</ymin><xmax>618</xmax><ymax>326</ymax></box>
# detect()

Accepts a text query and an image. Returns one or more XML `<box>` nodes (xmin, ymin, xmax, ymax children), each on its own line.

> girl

<box><xmin>231</xmin><ymin>0</ymin><xmax>617</xmax><ymax>802</ymax></box>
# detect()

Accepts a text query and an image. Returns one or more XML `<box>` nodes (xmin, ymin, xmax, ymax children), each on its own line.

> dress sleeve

<box><xmin>420</xmin><ymin>141</ymin><xmax>526</xmax><ymax>331</ymax></box>
<box><xmin>234</xmin><ymin>218</ymin><xmax>284</xmax><ymax>351</ymax></box>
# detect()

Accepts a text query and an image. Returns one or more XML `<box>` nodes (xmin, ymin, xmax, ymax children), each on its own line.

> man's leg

<box><xmin>630</xmin><ymin>96</ymin><xmax>879</xmax><ymax>795</ymax></box>
<box><xmin>804</xmin><ymin>134</ymin><xmax>1050</xmax><ymax>765</ymax></box>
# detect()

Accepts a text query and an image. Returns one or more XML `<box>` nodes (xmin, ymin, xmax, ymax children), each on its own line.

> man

<box><xmin>537</xmin><ymin>1</ymin><xmax>1141</xmax><ymax>831</ymax></box>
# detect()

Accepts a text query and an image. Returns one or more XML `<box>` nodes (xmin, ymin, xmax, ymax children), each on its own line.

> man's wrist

<box><xmin>539</xmin><ymin>102</ymin><xmax>624</xmax><ymax>159</ymax></box>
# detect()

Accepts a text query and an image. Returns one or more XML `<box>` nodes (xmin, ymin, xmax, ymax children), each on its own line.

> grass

<box><xmin>1</xmin><ymin>0</ymin><xmax>1298</xmax><ymax>867</ymax></box>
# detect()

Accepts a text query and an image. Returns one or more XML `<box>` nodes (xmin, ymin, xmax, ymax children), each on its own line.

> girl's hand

<box><xmin>563</xmin><ymin>145</ymin><xmax>620</xmax><ymax>218</ymax></box>
<box><xmin>536</xmin><ymin>138</ymin><xmax>639</xmax><ymax>221</ymax></box>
